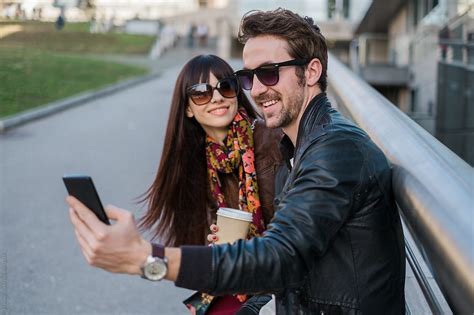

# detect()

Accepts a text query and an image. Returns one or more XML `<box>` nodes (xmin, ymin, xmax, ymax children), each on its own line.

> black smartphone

<box><xmin>63</xmin><ymin>175</ymin><xmax>110</xmax><ymax>225</ymax></box>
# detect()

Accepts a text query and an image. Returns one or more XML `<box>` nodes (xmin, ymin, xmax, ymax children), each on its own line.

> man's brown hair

<box><xmin>238</xmin><ymin>8</ymin><xmax>328</xmax><ymax>92</ymax></box>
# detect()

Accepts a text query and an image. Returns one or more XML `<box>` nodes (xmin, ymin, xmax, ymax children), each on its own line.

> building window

<box><xmin>423</xmin><ymin>0</ymin><xmax>430</xmax><ymax>16</ymax></box>
<box><xmin>410</xmin><ymin>88</ymin><xmax>418</xmax><ymax>113</ymax></box>
<box><xmin>412</xmin><ymin>0</ymin><xmax>439</xmax><ymax>26</ymax></box>
<box><xmin>328</xmin><ymin>0</ymin><xmax>336</xmax><ymax>19</ymax></box>
<box><xmin>328</xmin><ymin>0</ymin><xmax>350</xmax><ymax>20</ymax></box>
<box><xmin>343</xmin><ymin>0</ymin><xmax>350</xmax><ymax>19</ymax></box>
<box><xmin>409</xmin><ymin>43</ymin><xmax>414</xmax><ymax>65</ymax></box>
<box><xmin>452</xmin><ymin>25</ymin><xmax>464</xmax><ymax>62</ymax></box>
<box><xmin>412</xmin><ymin>0</ymin><xmax>418</xmax><ymax>26</ymax></box>
<box><xmin>468</xmin><ymin>33</ymin><xmax>474</xmax><ymax>65</ymax></box>
<box><xmin>422</xmin><ymin>0</ymin><xmax>439</xmax><ymax>17</ymax></box>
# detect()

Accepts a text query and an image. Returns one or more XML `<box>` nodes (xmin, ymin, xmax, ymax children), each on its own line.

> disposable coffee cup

<box><xmin>215</xmin><ymin>207</ymin><xmax>253</xmax><ymax>244</ymax></box>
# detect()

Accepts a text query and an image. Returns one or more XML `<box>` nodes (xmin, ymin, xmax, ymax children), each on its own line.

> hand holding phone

<box><xmin>63</xmin><ymin>175</ymin><xmax>110</xmax><ymax>225</ymax></box>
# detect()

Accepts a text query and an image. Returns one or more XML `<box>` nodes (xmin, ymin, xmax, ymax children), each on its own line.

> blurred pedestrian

<box><xmin>187</xmin><ymin>23</ymin><xmax>196</xmax><ymax>48</ymax></box>
<box><xmin>197</xmin><ymin>24</ymin><xmax>209</xmax><ymax>47</ymax></box>
<box><xmin>55</xmin><ymin>14</ymin><xmax>65</xmax><ymax>30</ymax></box>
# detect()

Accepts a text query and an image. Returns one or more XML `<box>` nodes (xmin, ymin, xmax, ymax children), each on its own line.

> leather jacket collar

<box><xmin>280</xmin><ymin>92</ymin><xmax>329</xmax><ymax>168</ymax></box>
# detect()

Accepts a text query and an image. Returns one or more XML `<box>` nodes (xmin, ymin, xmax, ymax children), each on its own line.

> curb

<box><xmin>0</xmin><ymin>72</ymin><xmax>161</xmax><ymax>133</ymax></box>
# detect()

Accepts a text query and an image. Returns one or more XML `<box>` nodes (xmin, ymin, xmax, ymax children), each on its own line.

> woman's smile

<box><xmin>208</xmin><ymin>106</ymin><xmax>230</xmax><ymax>116</ymax></box>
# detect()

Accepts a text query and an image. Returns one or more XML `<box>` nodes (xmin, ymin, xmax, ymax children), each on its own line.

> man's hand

<box><xmin>67</xmin><ymin>196</ymin><xmax>151</xmax><ymax>275</ymax></box>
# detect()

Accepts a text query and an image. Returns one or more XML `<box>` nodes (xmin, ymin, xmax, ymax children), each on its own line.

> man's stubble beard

<box><xmin>277</xmin><ymin>90</ymin><xmax>304</xmax><ymax>129</ymax></box>
<box><xmin>264</xmin><ymin>81</ymin><xmax>305</xmax><ymax>129</ymax></box>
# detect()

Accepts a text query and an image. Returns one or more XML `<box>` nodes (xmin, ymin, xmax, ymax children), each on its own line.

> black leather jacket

<box><xmin>177</xmin><ymin>94</ymin><xmax>406</xmax><ymax>314</ymax></box>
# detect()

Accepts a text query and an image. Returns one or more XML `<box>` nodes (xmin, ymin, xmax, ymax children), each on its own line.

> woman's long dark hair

<box><xmin>140</xmin><ymin>54</ymin><xmax>257</xmax><ymax>246</ymax></box>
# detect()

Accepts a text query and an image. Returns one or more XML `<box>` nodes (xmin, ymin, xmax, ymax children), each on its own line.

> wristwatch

<box><xmin>141</xmin><ymin>243</ymin><xmax>168</xmax><ymax>281</ymax></box>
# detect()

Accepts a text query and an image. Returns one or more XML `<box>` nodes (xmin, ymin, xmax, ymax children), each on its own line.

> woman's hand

<box><xmin>206</xmin><ymin>224</ymin><xmax>219</xmax><ymax>244</ymax></box>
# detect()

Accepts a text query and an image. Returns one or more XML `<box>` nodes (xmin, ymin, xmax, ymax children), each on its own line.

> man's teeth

<box><xmin>262</xmin><ymin>100</ymin><xmax>278</xmax><ymax>107</ymax></box>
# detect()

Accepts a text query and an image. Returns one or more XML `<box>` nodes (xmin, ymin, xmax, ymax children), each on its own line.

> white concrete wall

<box><xmin>410</xmin><ymin>25</ymin><xmax>439</xmax><ymax>116</ymax></box>
<box><xmin>1</xmin><ymin>0</ymin><xmax>88</xmax><ymax>21</ymax></box>
<box><xmin>367</xmin><ymin>38</ymin><xmax>388</xmax><ymax>64</ymax></box>
<box><xmin>238</xmin><ymin>0</ymin><xmax>327</xmax><ymax>22</ymax></box>
<box><xmin>124</xmin><ymin>19</ymin><xmax>160</xmax><ymax>35</ymax></box>
<box><xmin>349</xmin><ymin>0</ymin><xmax>372</xmax><ymax>23</ymax></box>
<box><xmin>384</xmin><ymin>3</ymin><xmax>447</xmax><ymax>122</ymax></box>
<box><xmin>398</xmin><ymin>88</ymin><xmax>411</xmax><ymax>113</ymax></box>
<box><xmin>388</xmin><ymin>7</ymin><xmax>411</xmax><ymax>66</ymax></box>
<box><xmin>92</xmin><ymin>0</ymin><xmax>200</xmax><ymax>25</ymax></box>
<box><xmin>237</xmin><ymin>0</ymin><xmax>371</xmax><ymax>23</ymax></box>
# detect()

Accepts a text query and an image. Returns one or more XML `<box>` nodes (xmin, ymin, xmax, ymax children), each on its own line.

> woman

<box><xmin>139</xmin><ymin>54</ymin><xmax>282</xmax><ymax>314</ymax></box>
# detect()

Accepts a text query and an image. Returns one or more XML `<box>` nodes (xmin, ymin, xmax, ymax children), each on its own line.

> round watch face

<box><xmin>144</xmin><ymin>258</ymin><xmax>167</xmax><ymax>281</ymax></box>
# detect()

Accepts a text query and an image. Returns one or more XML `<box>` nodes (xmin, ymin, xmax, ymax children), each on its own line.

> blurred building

<box><xmin>134</xmin><ymin>0</ymin><xmax>375</xmax><ymax>60</ymax></box>
<box><xmin>235</xmin><ymin>0</ymin><xmax>372</xmax><ymax>63</ymax></box>
<box><xmin>0</xmin><ymin>0</ymin><xmax>88</xmax><ymax>20</ymax></box>
<box><xmin>0</xmin><ymin>0</ymin><xmax>231</xmax><ymax>22</ymax></box>
<box><xmin>91</xmin><ymin>0</ymin><xmax>198</xmax><ymax>25</ymax></box>
<box><xmin>352</xmin><ymin>0</ymin><xmax>473</xmax><ymax>164</ymax></box>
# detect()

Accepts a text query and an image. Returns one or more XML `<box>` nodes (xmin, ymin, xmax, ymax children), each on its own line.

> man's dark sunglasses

<box><xmin>186</xmin><ymin>77</ymin><xmax>239</xmax><ymax>105</ymax></box>
<box><xmin>234</xmin><ymin>59</ymin><xmax>309</xmax><ymax>90</ymax></box>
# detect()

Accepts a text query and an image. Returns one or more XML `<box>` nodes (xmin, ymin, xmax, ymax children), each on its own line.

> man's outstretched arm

<box><xmin>67</xmin><ymin>196</ymin><xmax>182</xmax><ymax>281</ymax></box>
<box><xmin>68</xmin><ymin>139</ymin><xmax>360</xmax><ymax>294</ymax></box>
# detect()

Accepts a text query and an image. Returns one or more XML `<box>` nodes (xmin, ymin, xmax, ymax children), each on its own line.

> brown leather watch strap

<box><xmin>151</xmin><ymin>243</ymin><xmax>165</xmax><ymax>259</ymax></box>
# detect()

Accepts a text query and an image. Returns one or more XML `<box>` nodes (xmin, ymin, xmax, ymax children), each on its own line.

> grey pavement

<box><xmin>85</xmin><ymin>38</ymin><xmax>220</xmax><ymax>75</ymax></box>
<box><xmin>0</xmin><ymin>44</ymin><xmax>242</xmax><ymax>314</ymax></box>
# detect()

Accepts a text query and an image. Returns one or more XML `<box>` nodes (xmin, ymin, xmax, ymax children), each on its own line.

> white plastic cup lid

<box><xmin>217</xmin><ymin>207</ymin><xmax>253</xmax><ymax>222</ymax></box>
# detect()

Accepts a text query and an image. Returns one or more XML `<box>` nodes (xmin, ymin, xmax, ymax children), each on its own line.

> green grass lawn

<box><xmin>0</xmin><ymin>21</ymin><xmax>155</xmax><ymax>118</ymax></box>
<box><xmin>0</xmin><ymin>20</ymin><xmax>91</xmax><ymax>32</ymax></box>
<box><xmin>0</xmin><ymin>21</ymin><xmax>155</xmax><ymax>54</ymax></box>
<box><xmin>0</xmin><ymin>47</ymin><xmax>148</xmax><ymax>118</ymax></box>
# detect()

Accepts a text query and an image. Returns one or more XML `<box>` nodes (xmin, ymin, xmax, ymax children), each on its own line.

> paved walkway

<box><xmin>0</xmin><ymin>43</ymin><xmax>241</xmax><ymax>315</ymax></box>
<box><xmin>87</xmin><ymin>38</ymin><xmax>220</xmax><ymax>74</ymax></box>
<box><xmin>0</xmin><ymin>25</ymin><xmax>22</xmax><ymax>39</ymax></box>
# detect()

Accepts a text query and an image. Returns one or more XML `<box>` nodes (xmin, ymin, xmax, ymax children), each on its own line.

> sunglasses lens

<box><xmin>217</xmin><ymin>78</ymin><xmax>238</xmax><ymax>98</ymax></box>
<box><xmin>236</xmin><ymin>71</ymin><xmax>253</xmax><ymax>90</ymax></box>
<box><xmin>256</xmin><ymin>67</ymin><xmax>279</xmax><ymax>86</ymax></box>
<box><xmin>188</xmin><ymin>84</ymin><xmax>212</xmax><ymax>105</ymax></box>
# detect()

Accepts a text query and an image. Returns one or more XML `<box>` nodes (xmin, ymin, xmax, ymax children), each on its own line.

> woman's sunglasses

<box><xmin>186</xmin><ymin>77</ymin><xmax>239</xmax><ymax>105</ymax></box>
<box><xmin>234</xmin><ymin>59</ymin><xmax>309</xmax><ymax>90</ymax></box>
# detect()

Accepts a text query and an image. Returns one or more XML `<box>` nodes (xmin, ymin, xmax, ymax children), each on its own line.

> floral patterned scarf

<box><xmin>184</xmin><ymin>108</ymin><xmax>264</xmax><ymax>314</ymax></box>
<box><xmin>206</xmin><ymin>108</ymin><xmax>264</xmax><ymax>237</ymax></box>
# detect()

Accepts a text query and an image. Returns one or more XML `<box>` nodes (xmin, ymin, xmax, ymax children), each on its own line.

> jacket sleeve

<box><xmin>176</xmin><ymin>136</ymin><xmax>365</xmax><ymax>295</ymax></box>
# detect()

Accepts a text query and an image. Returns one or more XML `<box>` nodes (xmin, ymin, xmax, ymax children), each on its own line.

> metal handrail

<box><xmin>327</xmin><ymin>53</ymin><xmax>474</xmax><ymax>314</ymax></box>
<box><xmin>404</xmin><ymin>236</ymin><xmax>444</xmax><ymax>313</ymax></box>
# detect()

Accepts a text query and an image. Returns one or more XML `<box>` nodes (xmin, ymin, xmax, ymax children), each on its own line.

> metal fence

<box><xmin>327</xmin><ymin>53</ymin><xmax>474</xmax><ymax>314</ymax></box>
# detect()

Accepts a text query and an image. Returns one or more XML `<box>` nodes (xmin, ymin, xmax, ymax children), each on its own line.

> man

<box><xmin>68</xmin><ymin>8</ymin><xmax>406</xmax><ymax>314</ymax></box>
